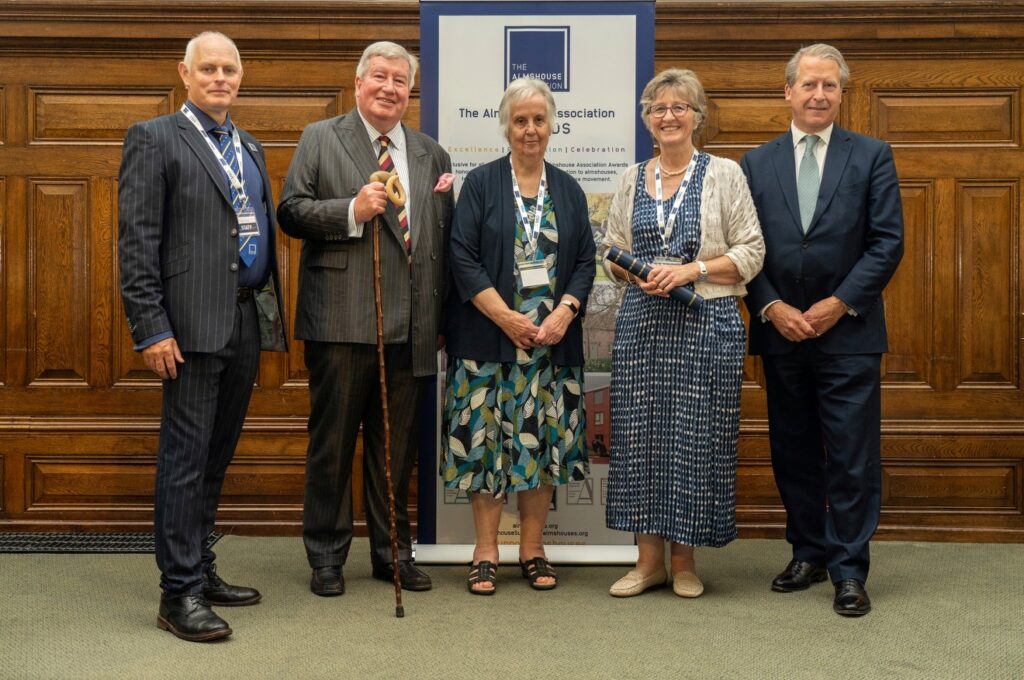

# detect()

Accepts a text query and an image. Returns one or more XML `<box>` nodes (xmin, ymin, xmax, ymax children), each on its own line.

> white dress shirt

<box><xmin>760</xmin><ymin>122</ymin><xmax>854</xmax><ymax>321</ymax></box>
<box><xmin>346</xmin><ymin>110</ymin><xmax>414</xmax><ymax>238</ymax></box>
<box><xmin>792</xmin><ymin>121</ymin><xmax>832</xmax><ymax>180</ymax></box>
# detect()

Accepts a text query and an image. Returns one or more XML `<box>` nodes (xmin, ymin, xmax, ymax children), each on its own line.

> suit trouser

<box><xmin>761</xmin><ymin>346</ymin><xmax>881</xmax><ymax>584</ymax></box>
<box><xmin>302</xmin><ymin>341</ymin><xmax>424</xmax><ymax>568</ymax></box>
<box><xmin>154</xmin><ymin>297</ymin><xmax>260</xmax><ymax>596</ymax></box>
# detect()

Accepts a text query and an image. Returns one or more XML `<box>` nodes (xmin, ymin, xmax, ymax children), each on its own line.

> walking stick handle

<box><xmin>370</xmin><ymin>170</ymin><xmax>407</xmax><ymax>207</ymax></box>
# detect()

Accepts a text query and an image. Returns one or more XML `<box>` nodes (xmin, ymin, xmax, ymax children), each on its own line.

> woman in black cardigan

<box><xmin>441</xmin><ymin>77</ymin><xmax>595</xmax><ymax>595</ymax></box>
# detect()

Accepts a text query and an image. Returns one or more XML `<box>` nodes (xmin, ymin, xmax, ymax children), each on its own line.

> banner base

<box><xmin>415</xmin><ymin>543</ymin><xmax>638</xmax><ymax>565</ymax></box>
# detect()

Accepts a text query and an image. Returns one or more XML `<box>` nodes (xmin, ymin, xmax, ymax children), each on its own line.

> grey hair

<box><xmin>182</xmin><ymin>32</ymin><xmax>241</xmax><ymax>71</ymax></box>
<box><xmin>498</xmin><ymin>77</ymin><xmax>557</xmax><ymax>138</ymax></box>
<box><xmin>357</xmin><ymin>41</ymin><xmax>419</xmax><ymax>88</ymax></box>
<box><xmin>785</xmin><ymin>43</ymin><xmax>850</xmax><ymax>87</ymax></box>
<box><xmin>639</xmin><ymin>69</ymin><xmax>707</xmax><ymax>142</ymax></box>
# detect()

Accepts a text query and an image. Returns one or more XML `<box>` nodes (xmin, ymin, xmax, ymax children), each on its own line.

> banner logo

<box><xmin>505</xmin><ymin>26</ymin><xmax>570</xmax><ymax>91</ymax></box>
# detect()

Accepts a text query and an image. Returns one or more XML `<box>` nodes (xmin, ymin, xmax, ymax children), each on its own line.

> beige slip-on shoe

<box><xmin>672</xmin><ymin>570</ymin><xmax>704</xmax><ymax>598</ymax></box>
<box><xmin>609</xmin><ymin>567</ymin><xmax>668</xmax><ymax>597</ymax></box>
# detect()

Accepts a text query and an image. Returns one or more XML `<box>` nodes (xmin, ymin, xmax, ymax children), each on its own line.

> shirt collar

<box><xmin>185</xmin><ymin>99</ymin><xmax>233</xmax><ymax>134</ymax></box>
<box><xmin>357</xmin><ymin>109</ymin><xmax>405</xmax><ymax>151</ymax></box>
<box><xmin>791</xmin><ymin>122</ymin><xmax>833</xmax><ymax>149</ymax></box>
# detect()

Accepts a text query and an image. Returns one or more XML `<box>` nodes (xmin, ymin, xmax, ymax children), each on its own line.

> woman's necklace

<box><xmin>658</xmin><ymin>163</ymin><xmax>688</xmax><ymax>177</ymax></box>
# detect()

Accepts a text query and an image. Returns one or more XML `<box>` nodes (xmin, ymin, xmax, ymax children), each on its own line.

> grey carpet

<box><xmin>1</xmin><ymin>537</ymin><xmax>1021</xmax><ymax>679</ymax></box>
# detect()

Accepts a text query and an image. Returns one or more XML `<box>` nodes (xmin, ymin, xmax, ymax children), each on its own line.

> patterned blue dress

<box><xmin>440</xmin><ymin>194</ymin><xmax>589</xmax><ymax>496</ymax></box>
<box><xmin>605</xmin><ymin>154</ymin><xmax>745</xmax><ymax>547</ymax></box>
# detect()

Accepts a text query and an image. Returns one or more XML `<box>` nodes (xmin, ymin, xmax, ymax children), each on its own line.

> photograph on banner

<box><xmin>431</xmin><ymin>9</ymin><xmax>646</xmax><ymax>549</ymax></box>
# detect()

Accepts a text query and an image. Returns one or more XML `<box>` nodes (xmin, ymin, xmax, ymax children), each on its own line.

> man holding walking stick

<box><xmin>278</xmin><ymin>41</ymin><xmax>454</xmax><ymax>598</ymax></box>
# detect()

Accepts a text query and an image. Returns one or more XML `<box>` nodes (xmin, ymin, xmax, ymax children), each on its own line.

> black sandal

<box><xmin>519</xmin><ymin>556</ymin><xmax>558</xmax><ymax>590</ymax></box>
<box><xmin>467</xmin><ymin>561</ymin><xmax>497</xmax><ymax>595</ymax></box>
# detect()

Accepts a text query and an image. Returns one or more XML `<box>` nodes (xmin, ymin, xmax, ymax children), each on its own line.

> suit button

<box><xmin>230</xmin><ymin>228</ymin><xmax>239</xmax><ymax>237</ymax></box>
<box><xmin>433</xmin><ymin>289</ymin><xmax>438</xmax><ymax>296</ymax></box>
<box><xmin>802</xmin><ymin>243</ymin><xmax>809</xmax><ymax>250</ymax></box>
<box><xmin>431</xmin><ymin>252</ymin><xmax>437</xmax><ymax>261</ymax></box>
<box><xmin>438</xmin><ymin>220</ymin><xmax>444</xmax><ymax>229</ymax></box>
<box><xmin>230</xmin><ymin>263</ymin><xmax>238</xmax><ymax>272</ymax></box>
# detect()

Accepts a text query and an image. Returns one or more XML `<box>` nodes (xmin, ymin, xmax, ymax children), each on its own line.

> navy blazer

<box><xmin>445</xmin><ymin>155</ymin><xmax>596</xmax><ymax>365</ymax></box>
<box><xmin>740</xmin><ymin>125</ymin><xmax>904</xmax><ymax>356</ymax></box>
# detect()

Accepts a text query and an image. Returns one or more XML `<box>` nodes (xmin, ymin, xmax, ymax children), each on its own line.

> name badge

<box><xmin>237</xmin><ymin>207</ymin><xmax>259</xmax><ymax>237</ymax></box>
<box><xmin>652</xmin><ymin>256</ymin><xmax>681</xmax><ymax>267</ymax></box>
<box><xmin>517</xmin><ymin>260</ymin><xmax>550</xmax><ymax>289</ymax></box>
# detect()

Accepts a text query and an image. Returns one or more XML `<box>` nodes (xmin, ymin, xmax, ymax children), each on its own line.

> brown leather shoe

<box><xmin>157</xmin><ymin>595</ymin><xmax>231</xmax><ymax>642</ymax></box>
<box><xmin>771</xmin><ymin>559</ymin><xmax>828</xmax><ymax>592</ymax></box>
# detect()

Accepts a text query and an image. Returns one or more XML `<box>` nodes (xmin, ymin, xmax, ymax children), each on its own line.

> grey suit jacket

<box><xmin>118</xmin><ymin>110</ymin><xmax>287</xmax><ymax>354</ymax></box>
<box><xmin>277</xmin><ymin>110</ymin><xmax>454</xmax><ymax>377</ymax></box>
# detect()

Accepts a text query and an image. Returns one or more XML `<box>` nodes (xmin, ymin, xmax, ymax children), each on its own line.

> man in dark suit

<box><xmin>741</xmin><ymin>44</ymin><xmax>903</xmax><ymax>616</ymax></box>
<box><xmin>119</xmin><ymin>31</ymin><xmax>287</xmax><ymax>641</ymax></box>
<box><xmin>278</xmin><ymin>41</ymin><xmax>453</xmax><ymax>596</ymax></box>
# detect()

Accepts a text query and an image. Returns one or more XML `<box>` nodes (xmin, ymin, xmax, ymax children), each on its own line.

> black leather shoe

<box><xmin>372</xmin><ymin>560</ymin><xmax>433</xmax><ymax>591</ymax></box>
<box><xmin>157</xmin><ymin>595</ymin><xmax>231</xmax><ymax>642</ymax></box>
<box><xmin>833</xmin><ymin>579</ymin><xmax>871</xmax><ymax>616</ymax></box>
<box><xmin>771</xmin><ymin>559</ymin><xmax>829</xmax><ymax>592</ymax></box>
<box><xmin>202</xmin><ymin>563</ymin><xmax>261</xmax><ymax>607</ymax></box>
<box><xmin>310</xmin><ymin>566</ymin><xmax>345</xmax><ymax>597</ymax></box>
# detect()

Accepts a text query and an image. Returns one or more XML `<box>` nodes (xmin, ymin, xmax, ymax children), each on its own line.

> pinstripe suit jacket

<box><xmin>277</xmin><ymin>110</ymin><xmax>454</xmax><ymax>377</ymax></box>
<box><xmin>118</xmin><ymin>110</ymin><xmax>287</xmax><ymax>354</ymax></box>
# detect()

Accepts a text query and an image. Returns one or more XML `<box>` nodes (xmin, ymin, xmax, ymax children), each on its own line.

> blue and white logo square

<box><xmin>505</xmin><ymin>26</ymin><xmax>570</xmax><ymax>92</ymax></box>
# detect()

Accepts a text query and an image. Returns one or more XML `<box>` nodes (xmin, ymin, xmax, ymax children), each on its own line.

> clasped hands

<box><xmin>628</xmin><ymin>262</ymin><xmax>700</xmax><ymax>298</ymax></box>
<box><xmin>766</xmin><ymin>296</ymin><xmax>847</xmax><ymax>342</ymax></box>
<box><xmin>500</xmin><ymin>305</ymin><xmax>573</xmax><ymax>350</ymax></box>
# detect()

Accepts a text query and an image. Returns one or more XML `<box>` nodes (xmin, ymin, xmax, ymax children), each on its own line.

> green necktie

<box><xmin>797</xmin><ymin>134</ymin><xmax>820</xmax><ymax>232</ymax></box>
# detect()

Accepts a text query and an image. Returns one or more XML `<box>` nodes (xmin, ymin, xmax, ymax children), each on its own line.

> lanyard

<box><xmin>654</xmin><ymin>153</ymin><xmax>697</xmax><ymax>256</ymax></box>
<box><xmin>180</xmin><ymin>105</ymin><xmax>250</xmax><ymax>211</ymax></box>
<box><xmin>510</xmin><ymin>162</ymin><xmax>547</xmax><ymax>255</ymax></box>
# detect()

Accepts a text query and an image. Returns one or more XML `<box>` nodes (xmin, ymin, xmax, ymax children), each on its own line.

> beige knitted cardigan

<box><xmin>599</xmin><ymin>154</ymin><xmax>765</xmax><ymax>300</ymax></box>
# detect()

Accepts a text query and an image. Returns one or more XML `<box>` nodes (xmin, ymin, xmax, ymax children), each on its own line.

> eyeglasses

<box><xmin>649</xmin><ymin>103</ymin><xmax>691</xmax><ymax>118</ymax></box>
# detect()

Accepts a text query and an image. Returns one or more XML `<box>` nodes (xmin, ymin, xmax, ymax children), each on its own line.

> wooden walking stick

<box><xmin>368</xmin><ymin>169</ymin><xmax>408</xmax><ymax>618</ymax></box>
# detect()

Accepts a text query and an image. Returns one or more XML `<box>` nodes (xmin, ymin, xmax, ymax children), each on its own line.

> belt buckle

<box><xmin>236</xmin><ymin>287</ymin><xmax>253</xmax><ymax>303</ymax></box>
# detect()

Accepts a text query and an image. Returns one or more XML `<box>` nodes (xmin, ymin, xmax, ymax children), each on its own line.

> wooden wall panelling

<box><xmin>27</xmin><ymin>179</ymin><xmax>91</xmax><ymax>386</ymax></box>
<box><xmin>0</xmin><ymin>175</ymin><xmax>5</xmax><ymax>387</ymax></box>
<box><xmin>882</xmin><ymin>180</ymin><xmax>934</xmax><ymax>386</ymax></box>
<box><xmin>957</xmin><ymin>182</ymin><xmax>1019</xmax><ymax>388</ymax></box>
<box><xmin>29</xmin><ymin>88</ymin><xmax>175</xmax><ymax>145</ymax></box>
<box><xmin>0</xmin><ymin>1</ymin><xmax>1022</xmax><ymax>540</ymax></box>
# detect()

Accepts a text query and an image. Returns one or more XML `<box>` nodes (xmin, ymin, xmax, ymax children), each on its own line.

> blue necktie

<box><xmin>797</xmin><ymin>134</ymin><xmax>820</xmax><ymax>232</ymax></box>
<box><xmin>213</xmin><ymin>126</ymin><xmax>256</xmax><ymax>267</ymax></box>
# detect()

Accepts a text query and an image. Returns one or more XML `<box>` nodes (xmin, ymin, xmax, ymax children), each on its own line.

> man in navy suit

<box><xmin>741</xmin><ymin>44</ymin><xmax>903</xmax><ymax>616</ymax></box>
<box><xmin>119</xmin><ymin>32</ymin><xmax>286</xmax><ymax>641</ymax></box>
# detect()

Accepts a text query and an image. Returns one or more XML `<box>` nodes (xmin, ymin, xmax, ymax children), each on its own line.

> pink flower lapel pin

<box><xmin>433</xmin><ymin>173</ymin><xmax>455</xmax><ymax>193</ymax></box>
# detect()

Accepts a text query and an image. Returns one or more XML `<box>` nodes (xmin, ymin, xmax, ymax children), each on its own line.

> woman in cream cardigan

<box><xmin>602</xmin><ymin>68</ymin><xmax>764</xmax><ymax>598</ymax></box>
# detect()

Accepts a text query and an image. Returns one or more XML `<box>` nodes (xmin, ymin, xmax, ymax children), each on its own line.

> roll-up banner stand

<box><xmin>417</xmin><ymin>0</ymin><xmax>655</xmax><ymax>564</ymax></box>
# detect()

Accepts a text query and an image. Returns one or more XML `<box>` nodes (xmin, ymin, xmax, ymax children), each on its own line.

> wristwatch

<box><xmin>559</xmin><ymin>300</ymin><xmax>580</xmax><ymax>317</ymax></box>
<box><xmin>696</xmin><ymin>260</ymin><xmax>709</xmax><ymax>282</ymax></box>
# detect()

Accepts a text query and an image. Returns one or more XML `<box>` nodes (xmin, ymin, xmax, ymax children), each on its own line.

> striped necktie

<box><xmin>797</xmin><ymin>134</ymin><xmax>820</xmax><ymax>232</ymax></box>
<box><xmin>378</xmin><ymin>135</ymin><xmax>411</xmax><ymax>255</ymax></box>
<box><xmin>213</xmin><ymin>126</ymin><xmax>257</xmax><ymax>267</ymax></box>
